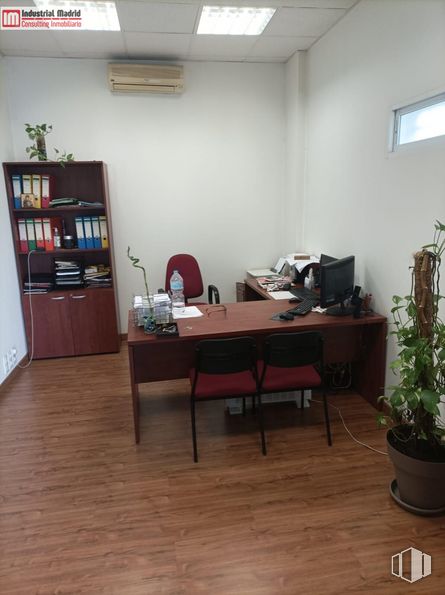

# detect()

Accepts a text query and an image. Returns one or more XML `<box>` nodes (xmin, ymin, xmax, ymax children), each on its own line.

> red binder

<box><xmin>43</xmin><ymin>217</ymin><xmax>54</xmax><ymax>251</ymax></box>
<box><xmin>34</xmin><ymin>218</ymin><xmax>45</xmax><ymax>250</ymax></box>
<box><xmin>41</xmin><ymin>174</ymin><xmax>53</xmax><ymax>208</ymax></box>
<box><xmin>17</xmin><ymin>218</ymin><xmax>28</xmax><ymax>253</ymax></box>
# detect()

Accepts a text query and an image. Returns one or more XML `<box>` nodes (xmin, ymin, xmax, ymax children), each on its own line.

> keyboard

<box><xmin>290</xmin><ymin>287</ymin><xmax>319</xmax><ymax>301</ymax></box>
<box><xmin>288</xmin><ymin>298</ymin><xmax>318</xmax><ymax>316</ymax></box>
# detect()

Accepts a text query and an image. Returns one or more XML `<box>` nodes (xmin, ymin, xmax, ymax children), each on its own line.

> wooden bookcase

<box><xmin>3</xmin><ymin>161</ymin><xmax>120</xmax><ymax>359</ymax></box>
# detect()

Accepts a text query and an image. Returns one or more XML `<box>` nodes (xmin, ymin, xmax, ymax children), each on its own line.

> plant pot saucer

<box><xmin>390</xmin><ymin>479</ymin><xmax>445</xmax><ymax>516</ymax></box>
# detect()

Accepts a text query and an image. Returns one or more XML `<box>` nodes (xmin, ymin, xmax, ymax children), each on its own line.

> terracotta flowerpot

<box><xmin>387</xmin><ymin>429</ymin><xmax>445</xmax><ymax>514</ymax></box>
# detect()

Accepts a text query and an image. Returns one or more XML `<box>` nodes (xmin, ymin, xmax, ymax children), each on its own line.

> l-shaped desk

<box><xmin>127</xmin><ymin>287</ymin><xmax>387</xmax><ymax>443</ymax></box>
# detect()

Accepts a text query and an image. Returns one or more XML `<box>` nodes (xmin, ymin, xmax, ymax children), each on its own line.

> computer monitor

<box><xmin>320</xmin><ymin>253</ymin><xmax>337</xmax><ymax>266</ymax></box>
<box><xmin>320</xmin><ymin>255</ymin><xmax>355</xmax><ymax>316</ymax></box>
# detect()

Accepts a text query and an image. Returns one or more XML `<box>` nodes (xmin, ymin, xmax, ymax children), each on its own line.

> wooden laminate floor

<box><xmin>0</xmin><ymin>344</ymin><xmax>444</xmax><ymax>595</ymax></box>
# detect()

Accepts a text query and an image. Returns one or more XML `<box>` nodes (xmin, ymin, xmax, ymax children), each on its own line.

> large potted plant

<box><xmin>379</xmin><ymin>221</ymin><xmax>445</xmax><ymax>515</ymax></box>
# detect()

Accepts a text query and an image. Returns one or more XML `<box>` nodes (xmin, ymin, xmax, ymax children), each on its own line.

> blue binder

<box><xmin>12</xmin><ymin>175</ymin><xmax>22</xmax><ymax>209</ymax></box>
<box><xmin>91</xmin><ymin>215</ymin><xmax>101</xmax><ymax>248</ymax></box>
<box><xmin>83</xmin><ymin>216</ymin><xmax>94</xmax><ymax>249</ymax></box>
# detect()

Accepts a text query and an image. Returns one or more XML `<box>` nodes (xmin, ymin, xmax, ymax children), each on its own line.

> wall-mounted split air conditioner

<box><xmin>108</xmin><ymin>63</ymin><xmax>184</xmax><ymax>94</ymax></box>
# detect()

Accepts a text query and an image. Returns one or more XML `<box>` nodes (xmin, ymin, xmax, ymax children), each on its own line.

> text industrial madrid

<box><xmin>22</xmin><ymin>9</ymin><xmax>81</xmax><ymax>18</ymax></box>
<box><xmin>20</xmin><ymin>8</ymin><xmax>81</xmax><ymax>28</ymax></box>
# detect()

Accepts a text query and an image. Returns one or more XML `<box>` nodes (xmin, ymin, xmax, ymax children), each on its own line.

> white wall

<box><xmin>0</xmin><ymin>58</ymin><xmax>27</xmax><ymax>384</ymax></box>
<box><xmin>4</xmin><ymin>58</ymin><xmax>286</xmax><ymax>329</ymax></box>
<box><xmin>303</xmin><ymin>0</ymin><xmax>445</xmax><ymax>367</ymax></box>
<box><xmin>284</xmin><ymin>51</ymin><xmax>305</xmax><ymax>253</ymax></box>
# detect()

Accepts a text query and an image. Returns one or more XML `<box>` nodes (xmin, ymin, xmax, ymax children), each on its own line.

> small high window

<box><xmin>393</xmin><ymin>93</ymin><xmax>445</xmax><ymax>149</ymax></box>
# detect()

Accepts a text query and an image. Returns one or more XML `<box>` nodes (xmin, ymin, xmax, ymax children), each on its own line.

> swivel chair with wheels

<box><xmin>165</xmin><ymin>253</ymin><xmax>220</xmax><ymax>304</ymax></box>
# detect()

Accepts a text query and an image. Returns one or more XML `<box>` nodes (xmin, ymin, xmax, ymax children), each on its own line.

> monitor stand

<box><xmin>325</xmin><ymin>301</ymin><xmax>355</xmax><ymax>317</ymax></box>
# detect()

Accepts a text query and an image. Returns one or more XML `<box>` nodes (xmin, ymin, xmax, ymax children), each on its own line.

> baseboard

<box><xmin>120</xmin><ymin>333</ymin><xmax>128</xmax><ymax>342</ymax></box>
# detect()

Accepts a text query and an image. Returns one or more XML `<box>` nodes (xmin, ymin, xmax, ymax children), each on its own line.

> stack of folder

<box><xmin>54</xmin><ymin>260</ymin><xmax>82</xmax><ymax>288</ymax></box>
<box><xmin>75</xmin><ymin>216</ymin><xmax>108</xmax><ymax>249</ymax></box>
<box><xmin>11</xmin><ymin>173</ymin><xmax>54</xmax><ymax>209</ymax></box>
<box><xmin>83</xmin><ymin>264</ymin><xmax>112</xmax><ymax>288</ymax></box>
<box><xmin>23</xmin><ymin>273</ymin><xmax>54</xmax><ymax>294</ymax></box>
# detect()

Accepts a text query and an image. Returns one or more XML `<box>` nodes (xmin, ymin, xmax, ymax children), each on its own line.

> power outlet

<box><xmin>11</xmin><ymin>347</ymin><xmax>17</xmax><ymax>363</ymax></box>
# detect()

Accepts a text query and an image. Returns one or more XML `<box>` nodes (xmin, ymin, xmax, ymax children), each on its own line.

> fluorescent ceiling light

<box><xmin>33</xmin><ymin>0</ymin><xmax>120</xmax><ymax>31</ymax></box>
<box><xmin>197</xmin><ymin>6</ymin><xmax>275</xmax><ymax>35</ymax></box>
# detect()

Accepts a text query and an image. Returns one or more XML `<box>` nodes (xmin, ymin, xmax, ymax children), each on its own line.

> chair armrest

<box><xmin>208</xmin><ymin>285</ymin><xmax>220</xmax><ymax>304</ymax></box>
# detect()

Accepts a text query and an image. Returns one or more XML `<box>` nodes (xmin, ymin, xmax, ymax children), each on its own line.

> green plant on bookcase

<box><xmin>25</xmin><ymin>123</ymin><xmax>75</xmax><ymax>166</ymax></box>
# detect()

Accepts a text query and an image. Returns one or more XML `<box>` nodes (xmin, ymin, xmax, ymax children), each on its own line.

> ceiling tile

<box><xmin>52</xmin><ymin>31</ymin><xmax>126</xmax><ymax>55</ymax></box>
<box><xmin>0</xmin><ymin>2</ymin><xmax>359</xmax><ymax>62</ymax></box>
<box><xmin>274</xmin><ymin>0</ymin><xmax>358</xmax><ymax>7</ymax></box>
<box><xmin>249</xmin><ymin>35</ymin><xmax>316</xmax><ymax>58</ymax></box>
<box><xmin>0</xmin><ymin>49</ymin><xmax>63</xmax><ymax>58</ymax></box>
<box><xmin>117</xmin><ymin>1</ymin><xmax>199</xmax><ymax>34</ymax></box>
<box><xmin>0</xmin><ymin>0</ymin><xmax>38</xmax><ymax>5</ymax></box>
<box><xmin>264</xmin><ymin>7</ymin><xmax>346</xmax><ymax>37</ymax></box>
<box><xmin>189</xmin><ymin>35</ymin><xmax>257</xmax><ymax>58</ymax></box>
<box><xmin>0</xmin><ymin>31</ymin><xmax>61</xmax><ymax>52</ymax></box>
<box><xmin>125</xmin><ymin>32</ymin><xmax>191</xmax><ymax>59</ymax></box>
<box><xmin>188</xmin><ymin>55</ymin><xmax>247</xmax><ymax>62</ymax></box>
<box><xmin>246</xmin><ymin>56</ymin><xmax>288</xmax><ymax>63</ymax></box>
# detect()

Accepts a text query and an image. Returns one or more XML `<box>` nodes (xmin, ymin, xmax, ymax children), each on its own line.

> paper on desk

<box><xmin>286</xmin><ymin>255</ymin><xmax>320</xmax><ymax>273</ymax></box>
<box><xmin>269</xmin><ymin>291</ymin><xmax>295</xmax><ymax>300</ymax></box>
<box><xmin>172</xmin><ymin>306</ymin><xmax>204</xmax><ymax>319</ymax></box>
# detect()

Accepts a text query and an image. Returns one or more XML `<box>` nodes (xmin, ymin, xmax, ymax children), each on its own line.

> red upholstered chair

<box><xmin>165</xmin><ymin>254</ymin><xmax>220</xmax><ymax>305</ymax></box>
<box><xmin>189</xmin><ymin>337</ymin><xmax>266</xmax><ymax>462</ymax></box>
<box><xmin>259</xmin><ymin>332</ymin><xmax>332</xmax><ymax>446</ymax></box>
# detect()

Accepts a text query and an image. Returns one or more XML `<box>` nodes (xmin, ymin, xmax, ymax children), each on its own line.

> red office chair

<box><xmin>189</xmin><ymin>337</ymin><xmax>267</xmax><ymax>462</ymax></box>
<box><xmin>258</xmin><ymin>331</ymin><xmax>332</xmax><ymax>446</ymax></box>
<box><xmin>165</xmin><ymin>253</ymin><xmax>220</xmax><ymax>304</ymax></box>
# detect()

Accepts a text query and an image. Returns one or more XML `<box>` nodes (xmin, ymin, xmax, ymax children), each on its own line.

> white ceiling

<box><xmin>0</xmin><ymin>0</ymin><xmax>360</xmax><ymax>62</ymax></box>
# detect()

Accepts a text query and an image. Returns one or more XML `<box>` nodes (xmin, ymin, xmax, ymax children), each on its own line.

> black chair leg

<box><xmin>242</xmin><ymin>397</ymin><xmax>246</xmax><ymax>416</ymax></box>
<box><xmin>252</xmin><ymin>395</ymin><xmax>256</xmax><ymax>413</ymax></box>
<box><xmin>300</xmin><ymin>390</ymin><xmax>304</xmax><ymax>409</ymax></box>
<box><xmin>256</xmin><ymin>393</ymin><xmax>267</xmax><ymax>455</ymax></box>
<box><xmin>322</xmin><ymin>390</ymin><xmax>332</xmax><ymax>446</ymax></box>
<box><xmin>191</xmin><ymin>398</ymin><xmax>198</xmax><ymax>462</ymax></box>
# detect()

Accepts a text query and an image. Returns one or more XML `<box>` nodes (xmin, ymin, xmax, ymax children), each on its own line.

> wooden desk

<box><xmin>127</xmin><ymin>300</ymin><xmax>386</xmax><ymax>443</ymax></box>
<box><xmin>244</xmin><ymin>277</ymin><xmax>315</xmax><ymax>301</ymax></box>
<box><xmin>244</xmin><ymin>277</ymin><xmax>278</xmax><ymax>300</ymax></box>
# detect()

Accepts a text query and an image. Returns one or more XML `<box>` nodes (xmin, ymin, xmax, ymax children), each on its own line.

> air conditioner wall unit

<box><xmin>108</xmin><ymin>63</ymin><xmax>184</xmax><ymax>94</ymax></box>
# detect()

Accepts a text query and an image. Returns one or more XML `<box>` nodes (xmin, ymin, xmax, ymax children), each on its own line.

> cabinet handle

<box><xmin>71</xmin><ymin>295</ymin><xmax>86</xmax><ymax>299</ymax></box>
<box><xmin>51</xmin><ymin>296</ymin><xmax>65</xmax><ymax>301</ymax></box>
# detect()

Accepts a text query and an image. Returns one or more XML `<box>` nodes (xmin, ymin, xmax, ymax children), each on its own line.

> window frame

<box><xmin>393</xmin><ymin>92</ymin><xmax>445</xmax><ymax>150</ymax></box>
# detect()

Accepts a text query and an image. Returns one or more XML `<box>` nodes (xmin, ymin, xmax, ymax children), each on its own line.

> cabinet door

<box><xmin>69</xmin><ymin>288</ymin><xmax>119</xmax><ymax>355</ymax></box>
<box><xmin>22</xmin><ymin>293</ymin><xmax>75</xmax><ymax>359</ymax></box>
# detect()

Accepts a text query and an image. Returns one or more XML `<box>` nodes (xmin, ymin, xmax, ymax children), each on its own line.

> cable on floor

<box><xmin>312</xmin><ymin>398</ymin><xmax>388</xmax><ymax>456</ymax></box>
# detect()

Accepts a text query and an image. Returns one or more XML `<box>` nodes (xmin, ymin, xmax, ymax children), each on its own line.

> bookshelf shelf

<box><xmin>13</xmin><ymin>206</ymin><xmax>105</xmax><ymax>215</ymax></box>
<box><xmin>3</xmin><ymin>161</ymin><xmax>120</xmax><ymax>359</ymax></box>
<box><xmin>18</xmin><ymin>248</ymin><xmax>110</xmax><ymax>256</ymax></box>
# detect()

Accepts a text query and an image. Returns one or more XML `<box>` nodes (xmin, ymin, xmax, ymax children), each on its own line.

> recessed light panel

<box><xmin>197</xmin><ymin>6</ymin><xmax>275</xmax><ymax>36</ymax></box>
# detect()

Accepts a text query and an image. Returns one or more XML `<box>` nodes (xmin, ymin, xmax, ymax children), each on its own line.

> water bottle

<box><xmin>170</xmin><ymin>270</ymin><xmax>185</xmax><ymax>310</ymax></box>
<box><xmin>304</xmin><ymin>268</ymin><xmax>314</xmax><ymax>291</ymax></box>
